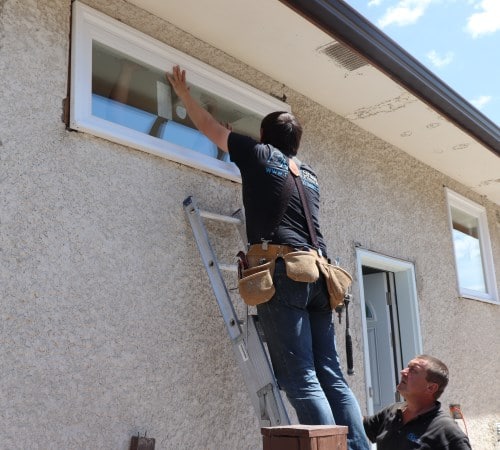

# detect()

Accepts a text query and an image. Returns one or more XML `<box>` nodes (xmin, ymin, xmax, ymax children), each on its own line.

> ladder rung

<box><xmin>200</xmin><ymin>210</ymin><xmax>243</xmax><ymax>225</ymax></box>
<box><xmin>219</xmin><ymin>263</ymin><xmax>238</xmax><ymax>272</ymax></box>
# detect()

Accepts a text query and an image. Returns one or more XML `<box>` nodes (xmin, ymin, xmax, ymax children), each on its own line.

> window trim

<box><xmin>445</xmin><ymin>188</ymin><xmax>499</xmax><ymax>304</ymax></box>
<box><xmin>70</xmin><ymin>1</ymin><xmax>290</xmax><ymax>182</ymax></box>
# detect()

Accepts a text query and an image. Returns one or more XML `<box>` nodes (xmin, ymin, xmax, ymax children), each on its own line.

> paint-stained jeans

<box><xmin>257</xmin><ymin>259</ymin><xmax>370</xmax><ymax>450</ymax></box>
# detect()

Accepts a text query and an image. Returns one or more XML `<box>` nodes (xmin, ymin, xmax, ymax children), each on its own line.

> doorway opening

<box><xmin>356</xmin><ymin>248</ymin><xmax>423</xmax><ymax>415</ymax></box>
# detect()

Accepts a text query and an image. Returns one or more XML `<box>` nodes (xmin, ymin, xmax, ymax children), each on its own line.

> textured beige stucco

<box><xmin>1</xmin><ymin>0</ymin><xmax>499</xmax><ymax>449</ymax></box>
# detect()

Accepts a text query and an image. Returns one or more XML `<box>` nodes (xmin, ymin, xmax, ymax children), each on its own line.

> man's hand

<box><xmin>166</xmin><ymin>65</ymin><xmax>190</xmax><ymax>101</ymax></box>
<box><xmin>165</xmin><ymin>65</ymin><xmax>230</xmax><ymax>152</ymax></box>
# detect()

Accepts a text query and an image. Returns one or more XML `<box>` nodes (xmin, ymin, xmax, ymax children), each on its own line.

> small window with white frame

<box><xmin>70</xmin><ymin>1</ymin><xmax>289</xmax><ymax>182</ymax></box>
<box><xmin>445</xmin><ymin>188</ymin><xmax>498</xmax><ymax>303</ymax></box>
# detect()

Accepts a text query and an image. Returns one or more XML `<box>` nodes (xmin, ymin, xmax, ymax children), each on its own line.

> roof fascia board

<box><xmin>279</xmin><ymin>0</ymin><xmax>500</xmax><ymax>156</ymax></box>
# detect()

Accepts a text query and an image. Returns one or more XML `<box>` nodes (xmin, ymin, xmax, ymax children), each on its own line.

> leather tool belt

<box><xmin>246</xmin><ymin>243</ymin><xmax>297</xmax><ymax>267</ymax></box>
<box><xmin>237</xmin><ymin>243</ymin><xmax>352</xmax><ymax>309</ymax></box>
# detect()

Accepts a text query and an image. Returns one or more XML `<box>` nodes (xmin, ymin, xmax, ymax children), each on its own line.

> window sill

<box><xmin>458</xmin><ymin>295</ymin><xmax>499</xmax><ymax>305</ymax></box>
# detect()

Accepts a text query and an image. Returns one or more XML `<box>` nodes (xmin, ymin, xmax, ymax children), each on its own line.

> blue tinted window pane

<box><xmin>92</xmin><ymin>94</ymin><xmax>156</xmax><ymax>133</ymax></box>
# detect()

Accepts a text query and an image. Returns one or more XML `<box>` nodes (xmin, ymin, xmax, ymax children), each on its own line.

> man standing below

<box><xmin>167</xmin><ymin>65</ymin><xmax>369</xmax><ymax>450</ymax></box>
<box><xmin>364</xmin><ymin>355</ymin><xmax>472</xmax><ymax>449</ymax></box>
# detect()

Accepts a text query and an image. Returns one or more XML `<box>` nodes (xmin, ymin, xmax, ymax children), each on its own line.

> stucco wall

<box><xmin>1</xmin><ymin>0</ymin><xmax>499</xmax><ymax>449</ymax></box>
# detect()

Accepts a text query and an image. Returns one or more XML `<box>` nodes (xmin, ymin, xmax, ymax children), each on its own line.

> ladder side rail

<box><xmin>245</xmin><ymin>316</ymin><xmax>291</xmax><ymax>426</ymax></box>
<box><xmin>183</xmin><ymin>196</ymin><xmax>242</xmax><ymax>341</ymax></box>
<box><xmin>229</xmin><ymin>318</ymin><xmax>290</xmax><ymax>427</ymax></box>
<box><xmin>183</xmin><ymin>196</ymin><xmax>291</xmax><ymax>427</ymax></box>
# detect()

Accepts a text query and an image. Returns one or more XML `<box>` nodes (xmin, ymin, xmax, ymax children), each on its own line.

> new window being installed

<box><xmin>70</xmin><ymin>2</ymin><xmax>289</xmax><ymax>182</ymax></box>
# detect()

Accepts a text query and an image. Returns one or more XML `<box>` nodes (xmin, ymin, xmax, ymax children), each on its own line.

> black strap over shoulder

<box><xmin>289</xmin><ymin>158</ymin><xmax>320</xmax><ymax>254</ymax></box>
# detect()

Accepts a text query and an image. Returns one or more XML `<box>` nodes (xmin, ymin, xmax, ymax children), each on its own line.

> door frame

<box><xmin>356</xmin><ymin>248</ymin><xmax>423</xmax><ymax>415</ymax></box>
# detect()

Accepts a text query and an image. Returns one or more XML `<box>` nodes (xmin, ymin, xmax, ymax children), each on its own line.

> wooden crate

<box><xmin>262</xmin><ymin>425</ymin><xmax>348</xmax><ymax>450</ymax></box>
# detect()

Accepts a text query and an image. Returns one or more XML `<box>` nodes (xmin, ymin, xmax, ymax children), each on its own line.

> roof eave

<box><xmin>279</xmin><ymin>0</ymin><xmax>500</xmax><ymax>156</ymax></box>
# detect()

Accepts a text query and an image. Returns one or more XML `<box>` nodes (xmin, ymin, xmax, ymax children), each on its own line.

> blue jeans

<box><xmin>256</xmin><ymin>259</ymin><xmax>369</xmax><ymax>450</ymax></box>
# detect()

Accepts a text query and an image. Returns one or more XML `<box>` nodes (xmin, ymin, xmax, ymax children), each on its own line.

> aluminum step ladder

<box><xmin>183</xmin><ymin>195</ymin><xmax>290</xmax><ymax>427</ymax></box>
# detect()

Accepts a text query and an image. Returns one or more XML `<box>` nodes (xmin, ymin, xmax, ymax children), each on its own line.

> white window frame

<box><xmin>70</xmin><ymin>1</ymin><xmax>289</xmax><ymax>182</ymax></box>
<box><xmin>445</xmin><ymin>188</ymin><xmax>498</xmax><ymax>304</ymax></box>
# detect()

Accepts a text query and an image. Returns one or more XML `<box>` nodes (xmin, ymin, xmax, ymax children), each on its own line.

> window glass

<box><xmin>91</xmin><ymin>42</ymin><xmax>261</xmax><ymax>163</ymax></box>
<box><xmin>445</xmin><ymin>189</ymin><xmax>498</xmax><ymax>303</ymax></box>
<box><xmin>365</xmin><ymin>303</ymin><xmax>374</xmax><ymax>320</ymax></box>
<box><xmin>450</xmin><ymin>206</ymin><xmax>486</xmax><ymax>293</ymax></box>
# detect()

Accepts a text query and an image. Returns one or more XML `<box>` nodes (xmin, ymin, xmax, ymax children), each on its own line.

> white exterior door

<box><xmin>364</xmin><ymin>273</ymin><xmax>397</xmax><ymax>412</ymax></box>
<box><xmin>356</xmin><ymin>249</ymin><xmax>423</xmax><ymax>416</ymax></box>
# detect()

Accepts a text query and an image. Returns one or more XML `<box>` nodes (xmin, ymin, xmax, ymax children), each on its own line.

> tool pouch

<box><xmin>317</xmin><ymin>260</ymin><xmax>353</xmax><ymax>310</ymax></box>
<box><xmin>282</xmin><ymin>251</ymin><xmax>320</xmax><ymax>283</ymax></box>
<box><xmin>238</xmin><ymin>260</ymin><xmax>276</xmax><ymax>306</ymax></box>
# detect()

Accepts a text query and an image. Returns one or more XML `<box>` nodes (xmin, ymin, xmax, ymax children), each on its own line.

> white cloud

<box><xmin>453</xmin><ymin>231</ymin><xmax>485</xmax><ymax>291</ymax></box>
<box><xmin>426</xmin><ymin>50</ymin><xmax>454</xmax><ymax>68</ymax></box>
<box><xmin>378</xmin><ymin>0</ymin><xmax>432</xmax><ymax>28</ymax></box>
<box><xmin>368</xmin><ymin>0</ymin><xmax>383</xmax><ymax>6</ymax></box>
<box><xmin>465</xmin><ymin>0</ymin><xmax>500</xmax><ymax>38</ymax></box>
<box><xmin>470</xmin><ymin>95</ymin><xmax>492</xmax><ymax>109</ymax></box>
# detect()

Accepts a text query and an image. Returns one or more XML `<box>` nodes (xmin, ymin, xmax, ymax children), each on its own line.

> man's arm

<box><xmin>166</xmin><ymin>65</ymin><xmax>230</xmax><ymax>152</ymax></box>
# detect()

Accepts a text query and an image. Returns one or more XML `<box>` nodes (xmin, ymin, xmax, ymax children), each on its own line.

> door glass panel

<box><xmin>365</xmin><ymin>304</ymin><xmax>374</xmax><ymax>320</ymax></box>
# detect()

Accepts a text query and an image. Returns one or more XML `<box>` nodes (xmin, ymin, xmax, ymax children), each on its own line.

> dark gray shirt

<box><xmin>363</xmin><ymin>402</ymin><xmax>472</xmax><ymax>450</ymax></box>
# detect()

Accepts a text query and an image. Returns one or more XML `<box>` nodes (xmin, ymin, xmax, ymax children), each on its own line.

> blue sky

<box><xmin>343</xmin><ymin>0</ymin><xmax>500</xmax><ymax>126</ymax></box>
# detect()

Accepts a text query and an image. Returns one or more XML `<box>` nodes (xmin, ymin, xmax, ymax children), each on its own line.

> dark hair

<box><xmin>417</xmin><ymin>355</ymin><xmax>449</xmax><ymax>399</ymax></box>
<box><xmin>260</xmin><ymin>111</ymin><xmax>303</xmax><ymax>156</ymax></box>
